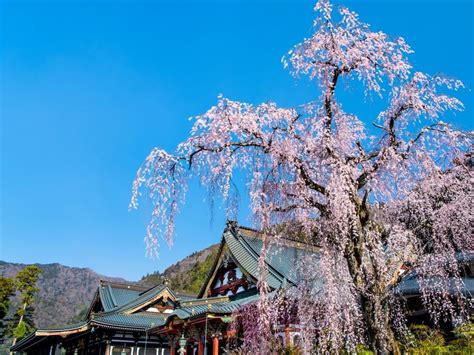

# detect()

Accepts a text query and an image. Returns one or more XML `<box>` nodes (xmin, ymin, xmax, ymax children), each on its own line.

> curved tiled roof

<box><xmin>111</xmin><ymin>284</ymin><xmax>173</xmax><ymax>313</ymax></box>
<box><xmin>12</xmin><ymin>313</ymin><xmax>167</xmax><ymax>351</ymax></box>
<box><xmin>10</xmin><ymin>321</ymin><xmax>90</xmax><ymax>352</ymax></box>
<box><xmin>224</xmin><ymin>226</ymin><xmax>318</xmax><ymax>289</ymax></box>
<box><xmin>148</xmin><ymin>293</ymin><xmax>259</xmax><ymax>332</ymax></box>
<box><xmin>395</xmin><ymin>251</ymin><xmax>474</xmax><ymax>297</ymax></box>
<box><xmin>98</xmin><ymin>282</ymin><xmax>146</xmax><ymax>311</ymax></box>
<box><xmin>35</xmin><ymin>320</ymin><xmax>89</xmax><ymax>334</ymax></box>
<box><xmin>197</xmin><ymin>224</ymin><xmax>319</xmax><ymax>297</ymax></box>
<box><xmin>395</xmin><ymin>276</ymin><xmax>474</xmax><ymax>297</ymax></box>
<box><xmin>93</xmin><ymin>312</ymin><xmax>167</xmax><ymax>330</ymax></box>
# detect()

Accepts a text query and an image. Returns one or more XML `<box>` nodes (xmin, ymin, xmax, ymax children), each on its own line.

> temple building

<box><xmin>11</xmin><ymin>222</ymin><xmax>314</xmax><ymax>355</ymax></box>
<box><xmin>10</xmin><ymin>222</ymin><xmax>473</xmax><ymax>354</ymax></box>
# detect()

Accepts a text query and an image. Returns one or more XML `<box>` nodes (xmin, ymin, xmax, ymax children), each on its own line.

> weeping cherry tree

<box><xmin>131</xmin><ymin>1</ymin><xmax>473</xmax><ymax>353</ymax></box>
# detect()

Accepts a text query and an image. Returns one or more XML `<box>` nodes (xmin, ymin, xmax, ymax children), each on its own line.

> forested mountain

<box><xmin>0</xmin><ymin>261</ymin><xmax>126</xmax><ymax>328</ymax></box>
<box><xmin>140</xmin><ymin>244</ymin><xmax>220</xmax><ymax>293</ymax></box>
<box><xmin>0</xmin><ymin>243</ymin><xmax>219</xmax><ymax>328</ymax></box>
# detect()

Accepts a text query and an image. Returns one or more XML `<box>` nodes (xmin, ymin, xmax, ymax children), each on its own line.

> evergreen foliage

<box><xmin>0</xmin><ymin>276</ymin><xmax>15</xmax><ymax>346</ymax></box>
<box><xmin>401</xmin><ymin>321</ymin><xmax>474</xmax><ymax>354</ymax></box>
<box><xmin>69</xmin><ymin>305</ymin><xmax>89</xmax><ymax>323</ymax></box>
<box><xmin>0</xmin><ymin>277</ymin><xmax>14</xmax><ymax>320</ymax></box>
<box><xmin>9</xmin><ymin>265</ymin><xmax>42</xmax><ymax>346</ymax></box>
<box><xmin>141</xmin><ymin>246</ymin><xmax>220</xmax><ymax>294</ymax></box>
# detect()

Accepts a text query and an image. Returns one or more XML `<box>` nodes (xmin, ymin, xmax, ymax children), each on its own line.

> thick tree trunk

<box><xmin>345</xmin><ymin>220</ymin><xmax>400</xmax><ymax>355</ymax></box>
<box><xmin>359</xmin><ymin>295</ymin><xmax>400</xmax><ymax>354</ymax></box>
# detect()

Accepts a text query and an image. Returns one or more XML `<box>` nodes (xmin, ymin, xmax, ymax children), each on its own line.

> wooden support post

<box><xmin>170</xmin><ymin>343</ymin><xmax>176</xmax><ymax>355</ymax></box>
<box><xmin>198</xmin><ymin>339</ymin><xmax>204</xmax><ymax>355</ymax></box>
<box><xmin>212</xmin><ymin>337</ymin><xmax>219</xmax><ymax>355</ymax></box>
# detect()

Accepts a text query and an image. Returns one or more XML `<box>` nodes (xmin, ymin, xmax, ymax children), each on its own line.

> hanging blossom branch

<box><xmin>131</xmin><ymin>0</ymin><xmax>472</xmax><ymax>353</ymax></box>
<box><xmin>130</xmin><ymin>148</ymin><xmax>188</xmax><ymax>256</ymax></box>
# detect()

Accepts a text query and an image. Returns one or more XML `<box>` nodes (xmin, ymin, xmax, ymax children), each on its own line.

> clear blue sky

<box><xmin>1</xmin><ymin>0</ymin><xmax>472</xmax><ymax>280</ymax></box>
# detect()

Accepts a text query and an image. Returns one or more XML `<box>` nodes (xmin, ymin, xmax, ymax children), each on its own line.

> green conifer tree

<box><xmin>9</xmin><ymin>265</ymin><xmax>42</xmax><ymax>350</ymax></box>
<box><xmin>0</xmin><ymin>276</ymin><xmax>15</xmax><ymax>347</ymax></box>
<box><xmin>0</xmin><ymin>277</ymin><xmax>14</xmax><ymax>320</ymax></box>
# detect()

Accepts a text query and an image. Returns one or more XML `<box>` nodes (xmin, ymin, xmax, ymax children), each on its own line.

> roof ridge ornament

<box><xmin>224</xmin><ymin>220</ymin><xmax>238</xmax><ymax>232</ymax></box>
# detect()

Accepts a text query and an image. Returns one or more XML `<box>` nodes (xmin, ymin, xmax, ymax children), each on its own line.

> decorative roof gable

<box><xmin>86</xmin><ymin>281</ymin><xmax>148</xmax><ymax>318</ymax></box>
<box><xmin>108</xmin><ymin>283</ymin><xmax>177</xmax><ymax>315</ymax></box>
<box><xmin>198</xmin><ymin>222</ymin><xmax>319</xmax><ymax>298</ymax></box>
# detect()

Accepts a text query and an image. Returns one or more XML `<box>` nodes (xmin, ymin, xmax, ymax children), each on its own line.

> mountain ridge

<box><xmin>0</xmin><ymin>260</ymin><xmax>127</xmax><ymax>328</ymax></box>
<box><xmin>0</xmin><ymin>243</ymin><xmax>220</xmax><ymax>328</ymax></box>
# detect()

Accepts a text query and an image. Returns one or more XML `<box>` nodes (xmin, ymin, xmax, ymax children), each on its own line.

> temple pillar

<box><xmin>197</xmin><ymin>339</ymin><xmax>204</xmax><ymax>355</ymax></box>
<box><xmin>212</xmin><ymin>337</ymin><xmax>219</xmax><ymax>355</ymax></box>
<box><xmin>170</xmin><ymin>343</ymin><xmax>176</xmax><ymax>355</ymax></box>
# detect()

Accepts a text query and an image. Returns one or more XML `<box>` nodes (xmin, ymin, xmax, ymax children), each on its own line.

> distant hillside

<box><xmin>0</xmin><ymin>261</ymin><xmax>126</xmax><ymax>328</ymax></box>
<box><xmin>140</xmin><ymin>244</ymin><xmax>220</xmax><ymax>294</ymax></box>
<box><xmin>0</xmin><ymin>243</ymin><xmax>220</xmax><ymax>329</ymax></box>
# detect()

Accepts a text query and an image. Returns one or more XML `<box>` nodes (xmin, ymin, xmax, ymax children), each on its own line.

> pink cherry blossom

<box><xmin>131</xmin><ymin>1</ymin><xmax>473</xmax><ymax>352</ymax></box>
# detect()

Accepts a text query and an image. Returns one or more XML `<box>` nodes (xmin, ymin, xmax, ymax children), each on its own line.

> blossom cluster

<box><xmin>132</xmin><ymin>0</ymin><xmax>472</xmax><ymax>352</ymax></box>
